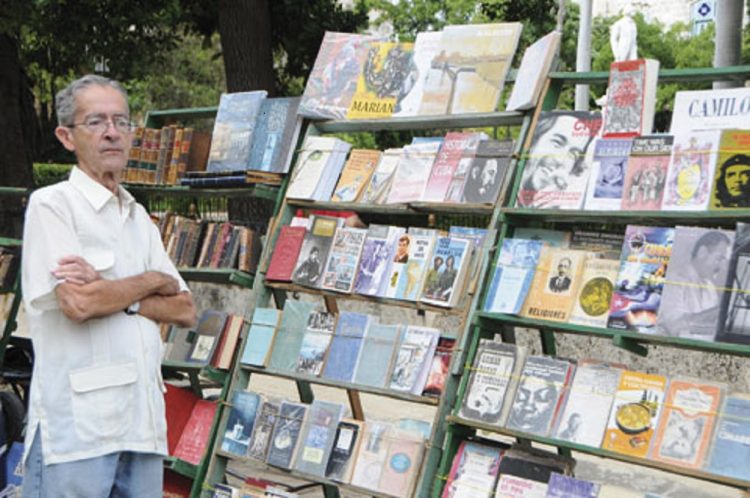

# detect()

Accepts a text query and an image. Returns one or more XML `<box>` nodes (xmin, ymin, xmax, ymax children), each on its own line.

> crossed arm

<box><xmin>53</xmin><ymin>255</ymin><xmax>197</xmax><ymax>328</ymax></box>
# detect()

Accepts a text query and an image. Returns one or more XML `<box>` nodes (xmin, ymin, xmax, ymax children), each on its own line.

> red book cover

<box><xmin>602</xmin><ymin>58</ymin><xmax>659</xmax><ymax>139</ymax></box>
<box><xmin>266</xmin><ymin>225</ymin><xmax>306</xmax><ymax>281</ymax></box>
<box><xmin>422</xmin><ymin>132</ymin><xmax>480</xmax><ymax>203</ymax></box>
<box><xmin>173</xmin><ymin>399</ymin><xmax>218</xmax><ymax>465</ymax></box>
<box><xmin>212</xmin><ymin>314</ymin><xmax>244</xmax><ymax>370</ymax></box>
<box><xmin>164</xmin><ymin>384</ymin><xmax>200</xmax><ymax>455</ymax></box>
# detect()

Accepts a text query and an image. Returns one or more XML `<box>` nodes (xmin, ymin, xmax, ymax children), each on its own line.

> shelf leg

<box><xmin>612</xmin><ymin>335</ymin><xmax>649</xmax><ymax>357</ymax></box>
<box><xmin>295</xmin><ymin>380</ymin><xmax>314</xmax><ymax>404</ymax></box>
<box><xmin>540</xmin><ymin>329</ymin><xmax>557</xmax><ymax>356</ymax></box>
<box><xmin>346</xmin><ymin>389</ymin><xmax>365</xmax><ymax>421</ymax></box>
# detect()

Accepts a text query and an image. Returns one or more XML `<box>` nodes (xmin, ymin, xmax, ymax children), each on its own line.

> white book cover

<box><xmin>385</xmin><ymin>232</ymin><xmax>436</xmax><ymax>301</ymax></box>
<box><xmin>386</xmin><ymin>142</ymin><xmax>441</xmax><ymax>204</ymax></box>
<box><xmin>393</xmin><ymin>31</ymin><xmax>442</xmax><ymax>118</ymax></box>
<box><xmin>661</xmin><ymin>129</ymin><xmax>721</xmax><ymax>211</ymax></box>
<box><xmin>506</xmin><ymin>31</ymin><xmax>561</xmax><ymax>112</ymax></box>
<box><xmin>359</xmin><ymin>148</ymin><xmax>403</xmax><ymax>204</ymax></box>
<box><xmin>583</xmin><ymin>138</ymin><xmax>633</xmax><ymax>211</ymax></box>
<box><xmin>350</xmin><ymin>421</ymin><xmax>391</xmax><ymax>491</ymax></box>
<box><xmin>670</xmin><ymin>87</ymin><xmax>750</xmax><ymax>135</ymax></box>
<box><xmin>388</xmin><ymin>326</ymin><xmax>440</xmax><ymax>395</ymax></box>
<box><xmin>286</xmin><ymin>136</ymin><xmax>340</xmax><ymax>200</ymax></box>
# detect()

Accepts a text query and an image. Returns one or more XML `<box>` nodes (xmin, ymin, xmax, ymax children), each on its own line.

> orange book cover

<box><xmin>331</xmin><ymin>149</ymin><xmax>381</xmax><ymax>202</ymax></box>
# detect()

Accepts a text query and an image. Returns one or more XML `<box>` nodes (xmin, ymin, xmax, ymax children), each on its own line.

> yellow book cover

<box><xmin>568</xmin><ymin>257</ymin><xmax>620</xmax><ymax>328</ymax></box>
<box><xmin>331</xmin><ymin>149</ymin><xmax>382</xmax><ymax>202</ymax></box>
<box><xmin>347</xmin><ymin>41</ymin><xmax>414</xmax><ymax>119</ymax></box>
<box><xmin>602</xmin><ymin>370</ymin><xmax>667</xmax><ymax>458</ymax></box>
<box><xmin>711</xmin><ymin>128</ymin><xmax>750</xmax><ymax>209</ymax></box>
<box><xmin>520</xmin><ymin>247</ymin><xmax>589</xmax><ymax>323</ymax></box>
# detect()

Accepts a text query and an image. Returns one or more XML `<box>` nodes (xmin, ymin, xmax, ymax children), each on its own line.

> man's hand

<box><xmin>52</xmin><ymin>255</ymin><xmax>101</xmax><ymax>285</ymax></box>
<box><xmin>150</xmin><ymin>271</ymin><xmax>180</xmax><ymax>296</ymax></box>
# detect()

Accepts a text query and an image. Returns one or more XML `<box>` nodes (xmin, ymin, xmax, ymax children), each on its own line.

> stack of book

<box><xmin>163</xmin><ymin>309</ymin><xmax>246</xmax><ymax>371</ymax></box>
<box><xmin>125</xmin><ymin>125</ymin><xmax>209</xmax><ymax>185</ymax></box>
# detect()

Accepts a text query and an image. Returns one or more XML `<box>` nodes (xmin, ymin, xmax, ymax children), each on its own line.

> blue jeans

<box><xmin>22</xmin><ymin>430</ymin><xmax>163</xmax><ymax>498</ymax></box>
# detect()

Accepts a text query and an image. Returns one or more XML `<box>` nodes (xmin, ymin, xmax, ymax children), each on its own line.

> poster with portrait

<box><xmin>711</xmin><ymin>129</ymin><xmax>750</xmax><ymax>210</ymax></box>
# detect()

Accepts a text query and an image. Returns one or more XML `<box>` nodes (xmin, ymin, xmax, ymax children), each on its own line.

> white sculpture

<box><xmin>610</xmin><ymin>4</ymin><xmax>638</xmax><ymax>61</ymax></box>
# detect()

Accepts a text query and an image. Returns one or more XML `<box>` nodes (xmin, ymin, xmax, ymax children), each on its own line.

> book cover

<box><xmin>354</xmin><ymin>225</ymin><xmax>406</xmax><ymax>297</ymax></box>
<box><xmin>483</xmin><ymin>238</ymin><xmax>544</xmax><ymax>314</ymax></box>
<box><xmin>422</xmin><ymin>337</ymin><xmax>456</xmax><ymax>397</ymax></box>
<box><xmin>268</xmin><ymin>300</ymin><xmax>316</xmax><ymax>372</ymax></box>
<box><xmin>187</xmin><ymin>310</ymin><xmax>228</xmax><ymax>366</ymax></box>
<box><xmin>173</xmin><ymin>399</ymin><xmax>217</xmax><ymax>465</ymax></box>
<box><xmin>461</xmin><ymin>138</ymin><xmax>514</xmax><ymax>205</ymax></box>
<box><xmin>656</xmin><ymin>226</ymin><xmax>734</xmax><ymax>340</ymax></box>
<box><xmin>212</xmin><ymin>314</ymin><xmax>244</xmax><ymax>370</ymax></box>
<box><xmin>419</xmin><ymin>23</ymin><xmax>522</xmax><ymax>115</ymax></box>
<box><xmin>386</xmin><ymin>232</ymin><xmax>436</xmax><ymax>302</ymax></box>
<box><xmin>516</xmin><ymin>111</ymin><xmax>603</xmax><ymax>209</ymax></box>
<box><xmin>705</xmin><ymin>393</ymin><xmax>750</xmax><ymax>481</ymax></box>
<box><xmin>650</xmin><ymin>378</ymin><xmax>725</xmax><ymax>468</ymax></box>
<box><xmin>320</xmin><ymin>226</ymin><xmax>368</xmax><ymax>293</ymax></box>
<box><xmin>718</xmin><ymin>222</ymin><xmax>750</xmax><ymax>344</ymax></box>
<box><xmin>495</xmin><ymin>475</ymin><xmax>548</xmax><ymax>498</ymax></box>
<box><xmin>553</xmin><ymin>361</ymin><xmax>622</xmax><ymax>447</ymax></box>
<box><xmin>350</xmin><ymin>421</ymin><xmax>391</xmax><ymax>491</ymax></box>
<box><xmin>347</xmin><ymin>41</ymin><xmax>415</xmax><ymax>119</ymax></box>
<box><xmin>325</xmin><ymin>419</ymin><xmax>364</xmax><ymax>483</ymax></box>
<box><xmin>389</xmin><ymin>326</ymin><xmax>440</xmax><ymax>395</ymax></box>
<box><xmin>620</xmin><ymin>135</ymin><xmax>673</xmax><ymax>211</ymax></box>
<box><xmin>266</xmin><ymin>401</ymin><xmax>308</xmax><ymax>469</ymax></box>
<box><xmin>386</xmin><ymin>141</ymin><xmax>442</xmax><ymax>204</ymax></box>
<box><xmin>164</xmin><ymin>384</ymin><xmax>201</xmax><ymax>455</ymax></box>
<box><xmin>393</xmin><ymin>31</ymin><xmax>442</xmax><ymax>117</ymax></box>
<box><xmin>420</xmin><ymin>236</ymin><xmax>471</xmax><ymax>308</ymax></box>
<box><xmin>286</xmin><ymin>136</ymin><xmax>351</xmax><ymax>201</ymax></box>
<box><xmin>163</xmin><ymin>326</ymin><xmax>198</xmax><ymax>364</ymax></box>
<box><xmin>443</xmin><ymin>138</ymin><xmax>485</xmax><ymax>203</ymax></box>
<box><xmin>299</xmin><ymin>31</ymin><xmax>375</xmax><ymax>119</ymax></box>
<box><xmin>545</xmin><ymin>473</ymin><xmax>599</xmax><ymax>498</ymax></box>
<box><xmin>221</xmin><ymin>390</ymin><xmax>261</xmax><ymax>456</ymax></box>
<box><xmin>247</xmin><ymin>399</ymin><xmax>280</xmax><ymax>461</ymax></box>
<box><xmin>569</xmin><ymin>229</ymin><xmax>625</xmax><ymax>260</ymax></box>
<box><xmin>661</xmin><ymin>130</ymin><xmax>720</xmax><ymax>211</ymax></box>
<box><xmin>442</xmin><ymin>440</ymin><xmax>503</xmax><ymax>498</ymax></box>
<box><xmin>608</xmin><ymin>225</ymin><xmax>675</xmax><ymax>333</ymax></box>
<box><xmin>206</xmin><ymin>91</ymin><xmax>268</xmax><ymax>173</ymax></box>
<box><xmin>247</xmin><ymin>96</ymin><xmax>302</xmax><ymax>174</ymax></box>
<box><xmin>331</xmin><ymin>149</ymin><xmax>381</xmax><ymax>202</ymax></box>
<box><xmin>568</xmin><ymin>257</ymin><xmax>621</xmax><ymax>328</ymax></box>
<box><xmin>352</xmin><ymin>322</ymin><xmax>400</xmax><ymax>388</ymax></box>
<box><xmin>321</xmin><ymin>311</ymin><xmax>369</xmax><ymax>383</ymax></box>
<box><xmin>520</xmin><ymin>248</ymin><xmax>590</xmax><ymax>323</ymax></box>
<box><xmin>710</xmin><ymin>128</ymin><xmax>750</xmax><ymax>209</ymax></box>
<box><xmin>422</xmin><ymin>132</ymin><xmax>483</xmax><ymax>203</ymax></box>
<box><xmin>583</xmin><ymin>137</ymin><xmax>633</xmax><ymax>211</ymax></box>
<box><xmin>377</xmin><ymin>429</ymin><xmax>425</xmax><ymax>498</ymax></box>
<box><xmin>506</xmin><ymin>31</ymin><xmax>561</xmax><ymax>111</ymax></box>
<box><xmin>602</xmin><ymin>370</ymin><xmax>667</xmax><ymax>458</ymax></box>
<box><xmin>512</xmin><ymin>227</ymin><xmax>572</xmax><ymax>248</ymax></box>
<box><xmin>459</xmin><ymin>340</ymin><xmax>524</xmax><ymax>427</ymax></box>
<box><xmin>293</xmin><ymin>400</ymin><xmax>345</xmax><ymax>477</ymax></box>
<box><xmin>295</xmin><ymin>310</ymin><xmax>336</xmax><ymax>376</ymax></box>
<box><xmin>241</xmin><ymin>307</ymin><xmax>280</xmax><ymax>367</ymax></box>
<box><xmin>505</xmin><ymin>355</ymin><xmax>574</xmax><ymax>438</ymax></box>
<box><xmin>670</xmin><ymin>87</ymin><xmax>750</xmax><ymax>134</ymax></box>
<box><xmin>266</xmin><ymin>226</ymin><xmax>307</xmax><ymax>282</ymax></box>
<box><xmin>602</xmin><ymin>58</ymin><xmax>660</xmax><ymax>138</ymax></box>
<box><xmin>359</xmin><ymin>148</ymin><xmax>403</xmax><ymax>204</ymax></box>
<box><xmin>292</xmin><ymin>215</ymin><xmax>341</xmax><ymax>288</ymax></box>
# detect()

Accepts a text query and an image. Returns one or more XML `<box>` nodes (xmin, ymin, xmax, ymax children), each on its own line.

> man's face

<box><xmin>511</xmin><ymin>378</ymin><xmax>557</xmax><ymax>430</ymax></box>
<box><xmin>55</xmin><ymin>85</ymin><xmax>131</xmax><ymax>179</ymax></box>
<box><xmin>694</xmin><ymin>240</ymin><xmax>730</xmax><ymax>281</ymax></box>
<box><xmin>725</xmin><ymin>163</ymin><xmax>750</xmax><ymax>197</ymax></box>
<box><xmin>482</xmin><ymin>160</ymin><xmax>497</xmax><ymax>186</ymax></box>
<box><xmin>557</xmin><ymin>259</ymin><xmax>571</xmax><ymax>277</ymax></box>
<box><xmin>527</xmin><ymin>116</ymin><xmax>590</xmax><ymax>191</ymax></box>
<box><xmin>310</xmin><ymin>250</ymin><xmax>319</xmax><ymax>262</ymax></box>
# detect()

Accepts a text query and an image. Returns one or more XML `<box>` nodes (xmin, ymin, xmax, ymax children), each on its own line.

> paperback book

<box><xmin>293</xmin><ymin>400</ymin><xmax>345</xmax><ymax>477</ymax></box>
<box><xmin>247</xmin><ymin>96</ymin><xmax>302</xmax><ymax>174</ymax></box>
<box><xmin>711</xmin><ymin>128</ymin><xmax>750</xmax><ymax>209</ymax></box>
<box><xmin>422</xmin><ymin>337</ymin><xmax>456</xmax><ymax>397</ymax></box>
<box><xmin>661</xmin><ymin>130</ymin><xmax>720</xmax><ymax>211</ymax></box>
<box><xmin>584</xmin><ymin>138</ymin><xmax>633</xmax><ymax>211</ymax></box>
<box><xmin>506</xmin><ymin>31</ymin><xmax>561</xmax><ymax>111</ymax></box>
<box><xmin>386</xmin><ymin>141</ymin><xmax>442</xmax><ymax>204</ymax></box>
<box><xmin>545</xmin><ymin>473</ymin><xmax>599</xmax><ymax>498</ymax></box>
<box><xmin>352</xmin><ymin>322</ymin><xmax>400</xmax><ymax>388</ymax></box>
<box><xmin>240</xmin><ymin>307</ymin><xmax>280</xmax><ymax>367</ymax></box>
<box><xmin>350</xmin><ymin>422</ymin><xmax>390</xmax><ymax>491</ymax></box>
<box><xmin>267</xmin><ymin>300</ymin><xmax>316</xmax><ymax>372</ymax></box>
<box><xmin>420</xmin><ymin>236</ymin><xmax>471</xmax><ymax>308</ymax></box>
<box><xmin>353</xmin><ymin>225</ymin><xmax>406</xmax><ymax>297</ymax></box>
<box><xmin>377</xmin><ymin>429</ymin><xmax>425</xmax><ymax>497</ymax></box>
<box><xmin>422</xmin><ymin>132</ymin><xmax>483</xmax><ymax>203</ymax></box>
<box><xmin>568</xmin><ymin>257</ymin><xmax>620</xmax><ymax>328</ymax></box>
<box><xmin>705</xmin><ymin>393</ymin><xmax>750</xmax><ymax>481</ymax></box>
<box><xmin>325</xmin><ymin>419</ymin><xmax>364</xmax><ymax>483</ymax></box>
<box><xmin>393</xmin><ymin>31</ymin><xmax>442</xmax><ymax>117</ymax></box>
<box><xmin>670</xmin><ymin>87</ymin><xmax>750</xmax><ymax>134</ymax></box>
<box><xmin>321</xmin><ymin>311</ymin><xmax>369</xmax><ymax>383</ymax></box>
<box><xmin>320</xmin><ymin>226</ymin><xmax>368</xmax><ymax>293</ymax></box>
<box><xmin>292</xmin><ymin>215</ymin><xmax>342</xmax><ymax>289</ymax></box>
<box><xmin>601</xmin><ymin>58</ymin><xmax>660</xmax><ymax>138</ymax></box>
<box><xmin>442</xmin><ymin>440</ymin><xmax>503</xmax><ymax>498</ymax></box>
<box><xmin>359</xmin><ymin>148</ymin><xmax>403</xmax><ymax>204</ymax></box>
<box><xmin>295</xmin><ymin>311</ymin><xmax>336</xmax><ymax>376</ymax></box>
<box><xmin>483</xmin><ymin>238</ymin><xmax>544</xmax><ymax>314</ymax></box>
<box><xmin>389</xmin><ymin>326</ymin><xmax>440</xmax><ymax>395</ymax></box>
<box><xmin>247</xmin><ymin>399</ymin><xmax>280</xmax><ymax>461</ymax></box>
<box><xmin>266</xmin><ymin>401</ymin><xmax>308</xmax><ymax>469</ymax></box>
<box><xmin>331</xmin><ymin>149</ymin><xmax>381</xmax><ymax>203</ymax></box>
<box><xmin>386</xmin><ymin>231</ymin><xmax>436</xmax><ymax>301</ymax></box>
<box><xmin>221</xmin><ymin>391</ymin><xmax>261</xmax><ymax>456</ymax></box>
<box><xmin>266</xmin><ymin>225</ymin><xmax>307</xmax><ymax>282</ymax></box>
<box><xmin>461</xmin><ymin>138</ymin><xmax>514</xmax><ymax>205</ymax></box>
<box><xmin>620</xmin><ymin>135</ymin><xmax>673</xmax><ymax>211</ymax></box>
<box><xmin>285</xmin><ymin>136</ymin><xmax>351</xmax><ymax>201</ymax></box>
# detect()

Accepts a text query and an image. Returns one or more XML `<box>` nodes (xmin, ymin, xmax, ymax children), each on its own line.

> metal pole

<box><xmin>575</xmin><ymin>0</ymin><xmax>593</xmax><ymax>110</ymax></box>
<box><xmin>714</xmin><ymin>0</ymin><xmax>743</xmax><ymax>89</ymax></box>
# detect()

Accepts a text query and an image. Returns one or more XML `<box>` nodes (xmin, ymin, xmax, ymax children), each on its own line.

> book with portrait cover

<box><xmin>350</xmin><ymin>421</ymin><xmax>391</xmax><ymax>491</ymax></box>
<box><xmin>568</xmin><ymin>257</ymin><xmax>620</xmax><ymax>328</ymax></box>
<box><xmin>601</xmin><ymin>58</ymin><xmax>659</xmax><ymax>138</ymax></box>
<box><xmin>206</xmin><ymin>91</ymin><xmax>268</xmax><ymax>173</ymax></box>
<box><xmin>419</xmin><ymin>23</ymin><xmax>522</xmax><ymax>115</ymax></box>
<box><xmin>584</xmin><ymin>137</ymin><xmax>634</xmax><ymax>211</ymax></box>
<box><xmin>331</xmin><ymin>149</ymin><xmax>381</xmax><ymax>202</ymax></box>
<box><xmin>321</xmin><ymin>311</ymin><xmax>369</xmax><ymax>383</ymax></box>
<box><xmin>247</xmin><ymin>96</ymin><xmax>302</xmax><ymax>174</ymax></box>
<box><xmin>267</xmin><ymin>300</ymin><xmax>316</xmax><ymax>372</ymax></box>
<box><xmin>266</xmin><ymin>401</ymin><xmax>308</xmax><ymax>469</ymax></box>
<box><xmin>377</xmin><ymin>429</ymin><xmax>425</xmax><ymax>498</ymax></box>
<box><xmin>649</xmin><ymin>377</ymin><xmax>726</xmax><ymax>468</ymax></box>
<box><xmin>221</xmin><ymin>390</ymin><xmax>261</xmax><ymax>456</ymax></box>
<box><xmin>516</xmin><ymin>110</ymin><xmax>603</xmax><ymax>209</ymax></box>
<box><xmin>661</xmin><ymin>130</ymin><xmax>720</xmax><ymax>211</ymax></box>
<box><xmin>352</xmin><ymin>322</ymin><xmax>400</xmax><ymax>388</ymax></box>
<box><xmin>656</xmin><ymin>226</ymin><xmax>734</xmax><ymax>341</ymax></box>
<box><xmin>325</xmin><ymin>418</ymin><xmax>364</xmax><ymax>483</ymax></box>
<box><xmin>346</xmin><ymin>41</ymin><xmax>415</xmax><ymax>119</ymax></box>
<box><xmin>620</xmin><ymin>135</ymin><xmax>673</xmax><ymax>211</ymax></box>
<box><xmin>359</xmin><ymin>148</ymin><xmax>403</xmax><ymax>204</ymax></box>
<box><xmin>295</xmin><ymin>310</ymin><xmax>336</xmax><ymax>376</ymax></box>
<box><xmin>320</xmin><ymin>226</ymin><xmax>368</xmax><ymax>293</ymax></box>
<box><xmin>520</xmin><ymin>247</ymin><xmax>590</xmax><ymax>323</ymax></box>
<box><xmin>247</xmin><ymin>398</ymin><xmax>280</xmax><ymax>462</ymax></box>
<box><xmin>705</xmin><ymin>393</ymin><xmax>750</xmax><ymax>481</ymax></box>
<box><xmin>420</xmin><ymin>236</ymin><xmax>471</xmax><ymax>308</ymax></box>
<box><xmin>442</xmin><ymin>440</ymin><xmax>504</xmax><ymax>498</ymax></box>
<box><xmin>484</xmin><ymin>238</ymin><xmax>544</xmax><ymax>314</ymax></box>
<box><xmin>353</xmin><ymin>225</ymin><xmax>406</xmax><ymax>297</ymax></box>
<box><xmin>386</xmin><ymin>141</ymin><xmax>442</xmax><ymax>204</ymax></box>
<box><xmin>461</xmin><ymin>138</ymin><xmax>514</xmax><ymax>205</ymax></box>
<box><xmin>506</xmin><ymin>31</ymin><xmax>561</xmax><ymax>112</ymax></box>
<box><xmin>552</xmin><ymin>361</ymin><xmax>622</xmax><ymax>447</ymax></box>
<box><xmin>601</xmin><ymin>370</ymin><xmax>667</xmax><ymax>458</ymax></box>
<box><xmin>299</xmin><ymin>32</ymin><xmax>377</xmax><ymax>119</ymax></box>
<box><xmin>608</xmin><ymin>225</ymin><xmax>675</xmax><ymax>334</ymax></box>
<box><xmin>292</xmin><ymin>215</ymin><xmax>342</xmax><ymax>289</ymax></box>
<box><xmin>459</xmin><ymin>340</ymin><xmax>526</xmax><ymax>427</ymax></box>
<box><xmin>388</xmin><ymin>325</ymin><xmax>440</xmax><ymax>395</ymax></box>
<box><xmin>386</xmin><ymin>231</ymin><xmax>437</xmax><ymax>302</ymax></box>
<box><xmin>393</xmin><ymin>31</ymin><xmax>442</xmax><ymax>117</ymax></box>
<box><xmin>266</xmin><ymin>225</ymin><xmax>307</xmax><ymax>282</ymax></box>
<box><xmin>505</xmin><ymin>355</ymin><xmax>575</xmax><ymax>438</ymax></box>
<box><xmin>293</xmin><ymin>400</ymin><xmax>345</xmax><ymax>477</ymax></box>
<box><xmin>421</xmin><ymin>132</ymin><xmax>483</xmax><ymax>202</ymax></box>
<box><xmin>717</xmin><ymin>222</ymin><xmax>750</xmax><ymax>344</ymax></box>
<box><xmin>710</xmin><ymin>128</ymin><xmax>750</xmax><ymax>210</ymax></box>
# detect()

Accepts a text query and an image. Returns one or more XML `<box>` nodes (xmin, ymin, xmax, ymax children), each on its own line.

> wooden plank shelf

<box><xmin>178</xmin><ymin>268</ymin><xmax>255</xmax><ymax>289</ymax></box>
<box><xmin>165</xmin><ymin>456</ymin><xmax>199</xmax><ymax>479</ymax></box>
<box><xmin>501</xmin><ymin>207</ymin><xmax>750</xmax><ymax>226</ymax></box>
<box><xmin>445</xmin><ymin>415</ymin><xmax>750</xmax><ymax>491</ymax></box>
<box><xmin>242</xmin><ymin>365</ymin><xmax>440</xmax><ymax>406</ymax></box>
<box><xmin>287</xmin><ymin>199</ymin><xmax>495</xmax><ymax>217</ymax></box>
<box><xmin>312</xmin><ymin>111</ymin><xmax>525</xmax><ymax>133</ymax></box>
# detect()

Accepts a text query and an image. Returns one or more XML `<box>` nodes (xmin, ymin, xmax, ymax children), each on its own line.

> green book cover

<box><xmin>353</xmin><ymin>322</ymin><xmax>400</xmax><ymax>388</ymax></box>
<box><xmin>268</xmin><ymin>300</ymin><xmax>315</xmax><ymax>372</ymax></box>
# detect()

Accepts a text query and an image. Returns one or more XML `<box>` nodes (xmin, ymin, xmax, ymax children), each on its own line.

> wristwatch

<box><xmin>124</xmin><ymin>301</ymin><xmax>141</xmax><ymax>315</ymax></box>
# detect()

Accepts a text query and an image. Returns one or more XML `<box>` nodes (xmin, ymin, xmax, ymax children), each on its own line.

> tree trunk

<box><xmin>218</xmin><ymin>0</ymin><xmax>276</xmax><ymax>94</ymax></box>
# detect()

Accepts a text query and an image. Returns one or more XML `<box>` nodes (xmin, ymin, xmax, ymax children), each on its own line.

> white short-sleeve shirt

<box><xmin>21</xmin><ymin>166</ymin><xmax>189</xmax><ymax>465</ymax></box>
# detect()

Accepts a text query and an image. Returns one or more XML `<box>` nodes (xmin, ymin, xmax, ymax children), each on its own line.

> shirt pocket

<box><xmin>69</xmin><ymin>362</ymin><xmax>137</xmax><ymax>442</ymax></box>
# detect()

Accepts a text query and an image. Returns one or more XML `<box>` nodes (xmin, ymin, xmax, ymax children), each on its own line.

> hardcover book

<box><xmin>393</xmin><ymin>31</ymin><xmax>442</xmax><ymax>117</ymax></box>
<box><xmin>516</xmin><ymin>111</ymin><xmax>603</xmax><ymax>209</ymax></box>
<box><xmin>568</xmin><ymin>257</ymin><xmax>620</xmax><ymax>328</ymax></box>
<box><xmin>705</xmin><ymin>393</ymin><xmax>750</xmax><ymax>481</ymax></box>
<box><xmin>292</xmin><ymin>215</ymin><xmax>342</xmax><ymax>289</ymax></box>
<box><xmin>321</xmin><ymin>311</ymin><xmax>369</xmax><ymax>383</ymax></box>
<box><xmin>710</xmin><ymin>128</ymin><xmax>750</xmax><ymax>209</ymax></box>
<box><xmin>461</xmin><ymin>138</ymin><xmax>514</xmax><ymax>205</ymax></box>
<box><xmin>620</xmin><ymin>135</ymin><xmax>673</xmax><ymax>211</ymax></box>
<box><xmin>352</xmin><ymin>322</ymin><xmax>400</xmax><ymax>388</ymax></box>
<box><xmin>583</xmin><ymin>138</ymin><xmax>633</xmax><ymax>211</ymax></box>
<box><xmin>420</xmin><ymin>236</ymin><xmax>471</xmax><ymax>308</ymax></box>
<box><xmin>295</xmin><ymin>311</ymin><xmax>336</xmax><ymax>376</ymax></box>
<box><xmin>386</xmin><ymin>141</ymin><xmax>442</xmax><ymax>204</ymax></box>
<box><xmin>377</xmin><ymin>429</ymin><xmax>425</xmax><ymax>498</ymax></box>
<box><xmin>266</xmin><ymin>225</ymin><xmax>307</xmax><ymax>282</ymax></box>
<box><xmin>422</xmin><ymin>132</ymin><xmax>483</xmax><ymax>203</ymax></box>
<box><xmin>247</xmin><ymin>96</ymin><xmax>302</xmax><ymax>174</ymax></box>
<box><xmin>331</xmin><ymin>149</ymin><xmax>381</xmax><ymax>202</ymax></box>
<box><xmin>206</xmin><ymin>91</ymin><xmax>267</xmax><ymax>173</ymax></box>
<box><xmin>650</xmin><ymin>377</ymin><xmax>725</xmax><ymax>468</ymax></box>
<box><xmin>266</xmin><ymin>401</ymin><xmax>308</xmax><ymax>469</ymax></box>
<box><xmin>320</xmin><ymin>226</ymin><xmax>368</xmax><ymax>293</ymax></box>
<box><xmin>359</xmin><ymin>148</ymin><xmax>403</xmax><ymax>204</ymax></box>
<box><xmin>353</xmin><ymin>225</ymin><xmax>406</xmax><ymax>297</ymax></box>
<box><xmin>293</xmin><ymin>400</ymin><xmax>345</xmax><ymax>477</ymax></box>
<box><xmin>221</xmin><ymin>390</ymin><xmax>261</xmax><ymax>456</ymax></box>
<box><xmin>187</xmin><ymin>310</ymin><xmax>228</xmax><ymax>366</ymax></box>
<box><xmin>601</xmin><ymin>370</ymin><xmax>667</xmax><ymax>458</ymax></box>
<box><xmin>661</xmin><ymin>130</ymin><xmax>720</xmax><ymax>211</ymax></box>
<box><xmin>267</xmin><ymin>300</ymin><xmax>316</xmax><ymax>372</ymax></box>
<box><xmin>718</xmin><ymin>222</ymin><xmax>750</xmax><ymax>344</ymax></box>
<box><xmin>325</xmin><ymin>418</ymin><xmax>364</xmax><ymax>483</ymax></box>
<box><xmin>670</xmin><ymin>87</ymin><xmax>750</xmax><ymax>134</ymax></box>
<box><xmin>247</xmin><ymin>399</ymin><xmax>280</xmax><ymax>461</ymax></box>
<box><xmin>656</xmin><ymin>226</ymin><xmax>734</xmax><ymax>340</ymax></box>
<box><xmin>442</xmin><ymin>440</ymin><xmax>503</xmax><ymax>498</ymax></box>
<box><xmin>601</xmin><ymin>58</ymin><xmax>660</xmax><ymax>138</ymax></box>
<box><xmin>388</xmin><ymin>326</ymin><xmax>440</xmax><ymax>395</ymax></box>
<box><xmin>608</xmin><ymin>225</ymin><xmax>675</xmax><ymax>333</ymax></box>
<box><xmin>241</xmin><ymin>307</ymin><xmax>280</xmax><ymax>367</ymax></box>
<box><xmin>505</xmin><ymin>31</ymin><xmax>561</xmax><ymax>112</ymax></box>
<box><xmin>350</xmin><ymin>421</ymin><xmax>391</xmax><ymax>491</ymax></box>
<box><xmin>483</xmin><ymin>238</ymin><xmax>544</xmax><ymax>314</ymax></box>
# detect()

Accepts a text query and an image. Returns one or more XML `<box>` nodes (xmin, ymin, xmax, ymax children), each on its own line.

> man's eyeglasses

<box><xmin>67</xmin><ymin>116</ymin><xmax>136</xmax><ymax>134</ymax></box>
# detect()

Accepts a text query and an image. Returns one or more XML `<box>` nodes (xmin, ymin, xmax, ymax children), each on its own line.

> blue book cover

<box><xmin>707</xmin><ymin>394</ymin><xmax>750</xmax><ymax>481</ymax></box>
<box><xmin>295</xmin><ymin>311</ymin><xmax>336</xmax><ymax>376</ymax></box>
<box><xmin>268</xmin><ymin>300</ymin><xmax>316</xmax><ymax>372</ymax></box>
<box><xmin>293</xmin><ymin>400</ymin><xmax>345</xmax><ymax>477</ymax></box>
<box><xmin>546</xmin><ymin>472</ymin><xmax>599</xmax><ymax>497</ymax></box>
<box><xmin>322</xmin><ymin>312</ymin><xmax>369</xmax><ymax>383</ymax></box>
<box><xmin>206</xmin><ymin>91</ymin><xmax>267</xmax><ymax>173</ymax></box>
<box><xmin>584</xmin><ymin>137</ymin><xmax>634</xmax><ymax>210</ymax></box>
<box><xmin>248</xmin><ymin>97</ymin><xmax>301</xmax><ymax>173</ymax></box>
<box><xmin>355</xmin><ymin>225</ymin><xmax>405</xmax><ymax>297</ymax></box>
<box><xmin>266</xmin><ymin>401</ymin><xmax>308</xmax><ymax>469</ymax></box>
<box><xmin>353</xmin><ymin>322</ymin><xmax>400</xmax><ymax>388</ymax></box>
<box><xmin>483</xmin><ymin>238</ymin><xmax>543</xmax><ymax>314</ymax></box>
<box><xmin>221</xmin><ymin>390</ymin><xmax>261</xmax><ymax>456</ymax></box>
<box><xmin>241</xmin><ymin>307</ymin><xmax>280</xmax><ymax>367</ymax></box>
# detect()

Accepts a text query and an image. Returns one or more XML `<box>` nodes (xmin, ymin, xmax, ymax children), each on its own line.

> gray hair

<box><xmin>55</xmin><ymin>74</ymin><xmax>129</xmax><ymax>126</ymax></box>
